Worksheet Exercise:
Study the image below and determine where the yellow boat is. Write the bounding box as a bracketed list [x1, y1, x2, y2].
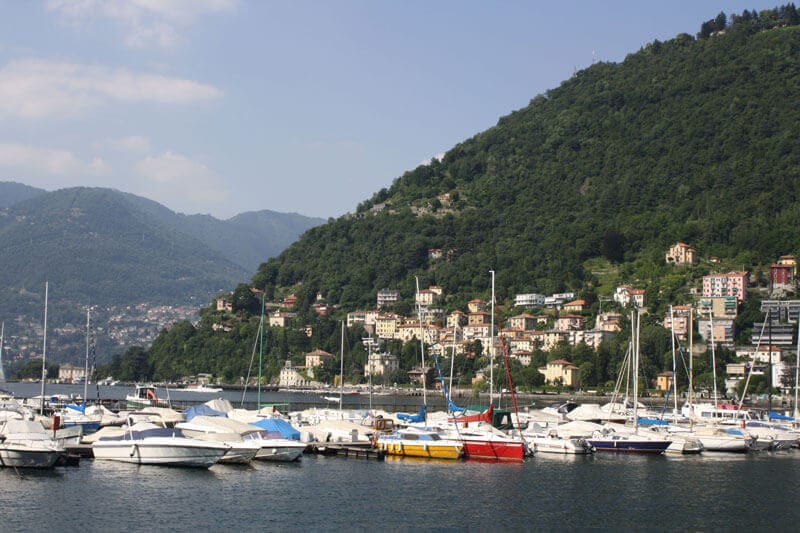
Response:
[376, 428, 464, 460]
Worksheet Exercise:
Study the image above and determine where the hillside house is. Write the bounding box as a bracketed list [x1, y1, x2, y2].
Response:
[508, 313, 538, 332]
[538, 359, 580, 388]
[563, 300, 586, 313]
[665, 242, 698, 265]
[555, 314, 585, 331]
[377, 289, 401, 309]
[663, 305, 692, 339]
[278, 360, 310, 388]
[514, 293, 545, 308]
[305, 349, 332, 370]
[613, 286, 646, 308]
[365, 352, 400, 377]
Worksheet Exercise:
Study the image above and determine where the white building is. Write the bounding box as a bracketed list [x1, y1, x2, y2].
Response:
[364, 352, 400, 377]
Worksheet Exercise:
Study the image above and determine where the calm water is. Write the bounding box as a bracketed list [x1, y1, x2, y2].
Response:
[2, 452, 800, 532]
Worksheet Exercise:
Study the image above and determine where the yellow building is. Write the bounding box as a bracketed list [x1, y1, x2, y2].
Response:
[538, 359, 580, 388]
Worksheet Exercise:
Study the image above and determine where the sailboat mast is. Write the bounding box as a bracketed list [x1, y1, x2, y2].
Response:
[84, 308, 90, 403]
[415, 277, 427, 409]
[688, 306, 694, 422]
[670, 306, 678, 421]
[0, 321, 5, 383]
[257, 290, 265, 409]
[794, 318, 800, 419]
[339, 321, 344, 413]
[710, 310, 718, 406]
[489, 270, 495, 406]
[40, 281, 49, 416]
[632, 310, 639, 432]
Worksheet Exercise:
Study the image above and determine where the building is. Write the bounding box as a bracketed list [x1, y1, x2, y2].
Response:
[697, 317, 735, 347]
[538, 359, 580, 388]
[446, 310, 468, 328]
[415, 287, 441, 306]
[595, 312, 622, 332]
[364, 352, 400, 377]
[377, 289, 401, 309]
[555, 314, 584, 332]
[514, 293, 545, 308]
[778, 254, 798, 276]
[215, 297, 232, 312]
[663, 305, 692, 339]
[467, 299, 487, 313]
[508, 313, 538, 332]
[698, 296, 738, 319]
[305, 349, 332, 370]
[58, 363, 87, 384]
[563, 300, 586, 313]
[665, 242, 698, 266]
[656, 371, 674, 392]
[278, 360, 309, 388]
[702, 272, 749, 302]
[761, 300, 800, 323]
[375, 314, 401, 340]
[613, 286, 646, 308]
[750, 322, 796, 346]
[269, 311, 295, 328]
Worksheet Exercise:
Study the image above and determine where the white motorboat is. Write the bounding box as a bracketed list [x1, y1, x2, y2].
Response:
[0, 419, 66, 468]
[92, 422, 229, 467]
[524, 429, 593, 455]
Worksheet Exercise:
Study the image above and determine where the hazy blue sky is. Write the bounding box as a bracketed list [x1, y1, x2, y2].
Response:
[0, 1, 782, 219]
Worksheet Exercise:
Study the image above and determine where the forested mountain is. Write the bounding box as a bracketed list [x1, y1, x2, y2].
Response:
[252, 7, 800, 312]
[0, 182, 45, 207]
[102, 6, 800, 387]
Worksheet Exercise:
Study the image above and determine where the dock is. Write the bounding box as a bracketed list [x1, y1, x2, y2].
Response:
[308, 444, 386, 460]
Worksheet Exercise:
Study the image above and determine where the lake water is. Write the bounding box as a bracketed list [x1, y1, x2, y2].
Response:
[3, 383, 800, 531]
[2, 446, 800, 531]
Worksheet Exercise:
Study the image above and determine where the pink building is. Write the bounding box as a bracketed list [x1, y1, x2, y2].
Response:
[702, 271, 749, 302]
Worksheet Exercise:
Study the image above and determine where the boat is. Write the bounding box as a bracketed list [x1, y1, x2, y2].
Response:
[375, 426, 464, 460]
[0, 419, 66, 468]
[91, 421, 229, 467]
[175, 416, 261, 464]
[126, 384, 165, 409]
[523, 428, 593, 455]
[183, 384, 223, 394]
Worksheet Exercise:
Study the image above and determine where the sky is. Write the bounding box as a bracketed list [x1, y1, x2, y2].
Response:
[0, 1, 784, 220]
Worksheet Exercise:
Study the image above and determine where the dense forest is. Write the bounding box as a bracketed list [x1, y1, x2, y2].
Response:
[99, 6, 799, 393]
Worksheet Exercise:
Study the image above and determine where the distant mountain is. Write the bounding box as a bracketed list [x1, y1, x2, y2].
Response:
[0, 186, 323, 307]
[0, 182, 46, 207]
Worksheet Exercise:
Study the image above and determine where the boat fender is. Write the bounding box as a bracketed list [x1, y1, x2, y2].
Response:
[371, 432, 378, 448]
[129, 444, 137, 457]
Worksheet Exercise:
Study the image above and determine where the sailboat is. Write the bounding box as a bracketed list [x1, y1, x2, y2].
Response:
[376, 278, 464, 460]
[588, 310, 672, 453]
[58, 309, 103, 433]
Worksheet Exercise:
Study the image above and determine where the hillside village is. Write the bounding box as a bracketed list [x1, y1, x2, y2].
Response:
[211, 242, 800, 400]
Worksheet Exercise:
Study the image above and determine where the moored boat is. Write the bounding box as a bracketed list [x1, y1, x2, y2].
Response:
[376, 427, 464, 460]
[92, 422, 229, 467]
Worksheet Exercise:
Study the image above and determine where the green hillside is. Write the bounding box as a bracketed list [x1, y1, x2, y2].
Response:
[103, 6, 800, 386]
[254, 8, 800, 312]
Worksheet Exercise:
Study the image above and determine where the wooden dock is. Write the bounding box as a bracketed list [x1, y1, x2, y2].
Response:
[309, 444, 386, 460]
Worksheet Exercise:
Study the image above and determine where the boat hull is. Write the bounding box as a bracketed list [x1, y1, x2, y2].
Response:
[253, 443, 305, 462]
[529, 436, 593, 455]
[380, 441, 463, 460]
[588, 439, 672, 453]
[0, 445, 62, 468]
[92, 440, 227, 467]
[462, 439, 526, 461]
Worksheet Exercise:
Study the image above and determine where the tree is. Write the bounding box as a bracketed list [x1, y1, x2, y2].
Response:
[601, 230, 626, 263]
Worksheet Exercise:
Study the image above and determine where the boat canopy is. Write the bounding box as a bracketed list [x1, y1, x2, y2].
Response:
[396, 404, 426, 423]
[768, 411, 794, 421]
[184, 403, 227, 421]
[249, 418, 301, 440]
[65, 403, 86, 414]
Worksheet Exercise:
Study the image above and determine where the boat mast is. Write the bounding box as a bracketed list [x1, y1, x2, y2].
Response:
[670, 306, 678, 422]
[415, 277, 427, 409]
[710, 310, 718, 407]
[794, 318, 800, 420]
[0, 321, 5, 383]
[688, 306, 694, 427]
[339, 320, 344, 414]
[40, 281, 49, 416]
[632, 310, 639, 433]
[257, 289, 265, 409]
[489, 270, 495, 406]
[84, 308, 91, 404]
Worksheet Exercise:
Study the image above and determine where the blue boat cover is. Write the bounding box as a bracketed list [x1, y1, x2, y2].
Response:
[65, 403, 86, 413]
[768, 411, 794, 421]
[249, 418, 301, 440]
[184, 403, 227, 421]
[637, 417, 669, 426]
[396, 404, 426, 423]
